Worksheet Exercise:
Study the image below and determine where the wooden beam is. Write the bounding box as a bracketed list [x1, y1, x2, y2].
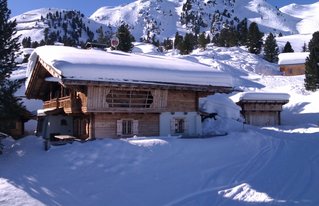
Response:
[63, 79, 233, 93]
[39, 58, 62, 79]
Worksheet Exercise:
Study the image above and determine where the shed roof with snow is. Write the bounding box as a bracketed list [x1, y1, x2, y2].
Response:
[278, 52, 309, 65]
[239, 92, 290, 102]
[26, 46, 233, 90]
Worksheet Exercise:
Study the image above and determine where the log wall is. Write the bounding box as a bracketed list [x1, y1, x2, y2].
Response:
[83, 86, 207, 113]
[94, 113, 159, 138]
[280, 64, 305, 76]
[166, 90, 197, 112]
[244, 111, 280, 126]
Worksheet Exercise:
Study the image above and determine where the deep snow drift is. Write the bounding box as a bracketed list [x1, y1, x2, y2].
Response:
[1, 42, 319, 205]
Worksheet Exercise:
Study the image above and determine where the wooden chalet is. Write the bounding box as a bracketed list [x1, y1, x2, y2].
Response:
[237, 92, 289, 126]
[278, 52, 309, 76]
[25, 46, 233, 140]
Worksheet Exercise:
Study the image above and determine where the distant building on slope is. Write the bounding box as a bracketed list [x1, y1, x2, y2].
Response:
[25, 46, 233, 141]
[278, 52, 309, 76]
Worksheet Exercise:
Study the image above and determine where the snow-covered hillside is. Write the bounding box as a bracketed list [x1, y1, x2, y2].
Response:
[90, 0, 299, 41]
[11, 1, 319, 50]
[280, 2, 319, 35]
[11, 8, 113, 45]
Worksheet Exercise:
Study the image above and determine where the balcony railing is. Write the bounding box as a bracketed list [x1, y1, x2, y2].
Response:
[44, 96, 81, 113]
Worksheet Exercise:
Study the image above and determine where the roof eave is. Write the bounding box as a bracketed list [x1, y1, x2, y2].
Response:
[62, 79, 234, 93]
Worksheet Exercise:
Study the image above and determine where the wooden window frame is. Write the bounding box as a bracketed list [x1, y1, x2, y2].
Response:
[171, 118, 188, 135]
[106, 89, 153, 108]
[117, 119, 139, 137]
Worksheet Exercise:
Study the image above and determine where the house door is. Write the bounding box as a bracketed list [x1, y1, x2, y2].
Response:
[73, 117, 89, 139]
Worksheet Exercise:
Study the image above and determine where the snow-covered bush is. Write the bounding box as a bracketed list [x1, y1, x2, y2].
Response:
[200, 93, 244, 136]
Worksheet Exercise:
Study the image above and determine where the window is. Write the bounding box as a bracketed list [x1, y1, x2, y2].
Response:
[122, 120, 133, 135]
[117, 120, 139, 136]
[106, 89, 153, 108]
[60, 119, 68, 126]
[174, 118, 185, 134]
[170, 117, 189, 135]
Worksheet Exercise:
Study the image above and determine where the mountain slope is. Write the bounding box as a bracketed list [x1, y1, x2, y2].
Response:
[90, 0, 300, 41]
[280, 2, 319, 35]
[12, 8, 113, 46]
[91, 0, 180, 42]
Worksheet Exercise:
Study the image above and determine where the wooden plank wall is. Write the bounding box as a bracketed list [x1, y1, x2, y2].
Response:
[83, 86, 209, 113]
[280, 64, 305, 76]
[86, 86, 168, 111]
[87, 86, 110, 110]
[241, 103, 283, 112]
[244, 111, 279, 126]
[94, 113, 160, 138]
[166, 90, 197, 111]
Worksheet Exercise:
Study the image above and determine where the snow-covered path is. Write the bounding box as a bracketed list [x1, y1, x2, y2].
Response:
[1, 127, 319, 206]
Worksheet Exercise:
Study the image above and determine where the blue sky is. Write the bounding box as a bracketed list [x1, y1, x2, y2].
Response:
[8, 0, 319, 17]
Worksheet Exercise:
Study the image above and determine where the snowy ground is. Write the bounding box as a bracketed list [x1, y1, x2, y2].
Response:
[1, 43, 319, 205]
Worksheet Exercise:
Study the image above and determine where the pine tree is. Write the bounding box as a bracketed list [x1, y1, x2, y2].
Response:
[237, 18, 248, 45]
[198, 32, 208, 50]
[96, 26, 108, 45]
[304, 49, 319, 91]
[116, 23, 135, 52]
[180, 0, 192, 25]
[246, 22, 264, 54]
[0, 0, 28, 134]
[304, 31, 319, 91]
[178, 33, 196, 55]
[163, 38, 173, 50]
[214, 26, 238, 47]
[174, 32, 183, 49]
[263, 33, 279, 63]
[282, 41, 294, 53]
[308, 31, 319, 52]
[302, 42, 308, 52]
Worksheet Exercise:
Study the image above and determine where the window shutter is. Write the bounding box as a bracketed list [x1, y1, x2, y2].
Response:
[170, 119, 176, 135]
[184, 119, 189, 135]
[133, 120, 138, 135]
[116, 120, 122, 136]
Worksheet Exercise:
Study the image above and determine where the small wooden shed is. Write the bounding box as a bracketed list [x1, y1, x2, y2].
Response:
[0, 111, 32, 138]
[278, 52, 309, 76]
[237, 92, 290, 126]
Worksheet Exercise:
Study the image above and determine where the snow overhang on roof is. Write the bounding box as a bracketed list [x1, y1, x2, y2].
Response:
[26, 45, 234, 89]
[239, 92, 290, 103]
[278, 52, 309, 66]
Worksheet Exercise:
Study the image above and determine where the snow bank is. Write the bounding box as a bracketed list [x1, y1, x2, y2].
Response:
[278, 52, 309, 65]
[200, 93, 242, 119]
[26, 46, 233, 88]
[200, 93, 244, 135]
[276, 34, 312, 52]
[218, 183, 274, 203]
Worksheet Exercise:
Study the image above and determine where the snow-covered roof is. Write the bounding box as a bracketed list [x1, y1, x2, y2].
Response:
[26, 46, 233, 88]
[239, 92, 290, 102]
[278, 52, 309, 65]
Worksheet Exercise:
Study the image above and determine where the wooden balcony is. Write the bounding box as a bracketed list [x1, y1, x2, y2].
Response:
[44, 96, 82, 114]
